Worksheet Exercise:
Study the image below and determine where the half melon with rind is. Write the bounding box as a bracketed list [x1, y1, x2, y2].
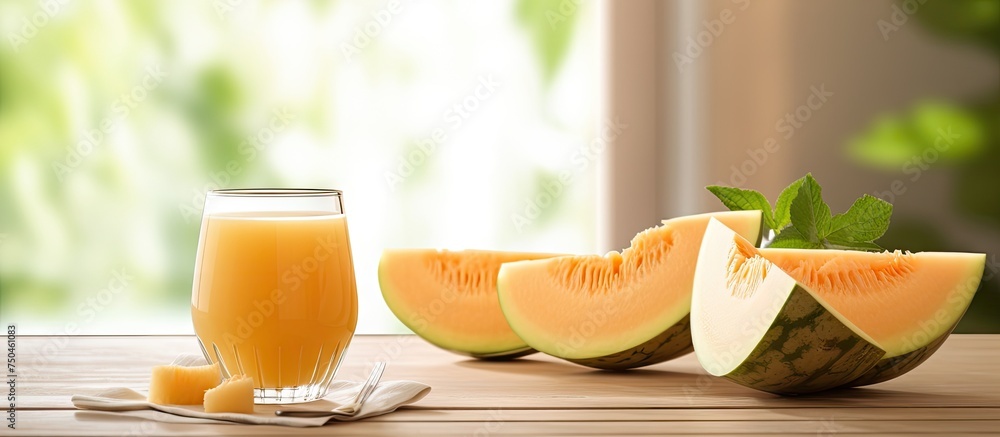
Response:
[379, 249, 563, 359]
[692, 219, 886, 395]
[757, 247, 985, 386]
[497, 211, 763, 370]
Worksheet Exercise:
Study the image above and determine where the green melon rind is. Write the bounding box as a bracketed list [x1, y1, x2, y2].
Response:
[462, 346, 538, 361]
[844, 323, 954, 388]
[693, 219, 886, 395]
[566, 315, 694, 370]
[377, 264, 537, 360]
[847, 258, 985, 387]
[757, 249, 986, 362]
[497, 211, 763, 369]
[718, 286, 886, 395]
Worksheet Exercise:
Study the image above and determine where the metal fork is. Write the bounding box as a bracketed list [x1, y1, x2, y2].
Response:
[275, 361, 387, 417]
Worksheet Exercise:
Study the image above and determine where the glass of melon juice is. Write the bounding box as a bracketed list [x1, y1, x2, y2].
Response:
[191, 189, 358, 404]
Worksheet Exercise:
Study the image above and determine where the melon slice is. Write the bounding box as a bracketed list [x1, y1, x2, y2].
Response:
[757, 247, 985, 386]
[692, 219, 885, 394]
[379, 249, 563, 359]
[204, 375, 255, 414]
[497, 211, 763, 370]
[147, 362, 222, 405]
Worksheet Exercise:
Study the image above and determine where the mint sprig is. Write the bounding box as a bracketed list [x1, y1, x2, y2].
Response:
[707, 174, 892, 251]
[706, 175, 808, 236]
[705, 186, 775, 230]
[772, 176, 805, 232]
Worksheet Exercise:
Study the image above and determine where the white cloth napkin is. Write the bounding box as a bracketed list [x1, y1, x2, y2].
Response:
[71, 354, 431, 427]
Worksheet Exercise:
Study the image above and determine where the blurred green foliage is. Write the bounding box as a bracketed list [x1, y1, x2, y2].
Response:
[912, 0, 999, 53]
[0, 0, 598, 334]
[847, 0, 999, 333]
[515, 0, 579, 85]
[0, 1, 274, 317]
[847, 102, 987, 169]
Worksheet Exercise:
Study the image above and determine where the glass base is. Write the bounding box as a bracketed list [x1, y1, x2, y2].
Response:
[254, 385, 329, 404]
[195, 337, 352, 405]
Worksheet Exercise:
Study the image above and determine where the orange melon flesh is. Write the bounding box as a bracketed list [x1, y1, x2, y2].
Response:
[147, 362, 221, 405]
[758, 248, 986, 358]
[691, 219, 885, 394]
[498, 211, 763, 362]
[204, 375, 255, 414]
[379, 249, 563, 358]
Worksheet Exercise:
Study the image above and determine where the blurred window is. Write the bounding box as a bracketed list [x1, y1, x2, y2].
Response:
[0, 0, 599, 334]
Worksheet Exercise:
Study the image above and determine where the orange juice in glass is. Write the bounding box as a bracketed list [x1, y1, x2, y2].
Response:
[191, 189, 358, 404]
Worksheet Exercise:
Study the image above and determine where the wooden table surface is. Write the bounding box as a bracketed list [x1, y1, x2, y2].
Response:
[10, 334, 1000, 436]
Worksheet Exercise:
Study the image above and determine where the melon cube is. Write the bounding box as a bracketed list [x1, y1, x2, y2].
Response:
[203, 375, 254, 414]
[147, 362, 221, 405]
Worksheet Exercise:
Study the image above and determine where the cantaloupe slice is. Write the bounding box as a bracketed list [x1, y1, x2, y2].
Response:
[692, 219, 986, 394]
[692, 219, 885, 394]
[379, 249, 563, 358]
[148, 362, 221, 405]
[204, 375, 255, 414]
[757, 247, 985, 386]
[497, 211, 763, 370]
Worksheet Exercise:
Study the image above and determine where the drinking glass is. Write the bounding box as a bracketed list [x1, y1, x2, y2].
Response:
[191, 189, 358, 404]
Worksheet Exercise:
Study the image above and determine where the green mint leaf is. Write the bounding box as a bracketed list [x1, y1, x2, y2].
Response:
[823, 237, 885, 252]
[827, 194, 893, 243]
[706, 173, 894, 251]
[788, 174, 832, 243]
[766, 227, 824, 249]
[706, 186, 775, 231]
[773, 175, 806, 232]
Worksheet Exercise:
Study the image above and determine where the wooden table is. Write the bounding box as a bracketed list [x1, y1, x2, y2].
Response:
[10, 334, 1000, 436]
